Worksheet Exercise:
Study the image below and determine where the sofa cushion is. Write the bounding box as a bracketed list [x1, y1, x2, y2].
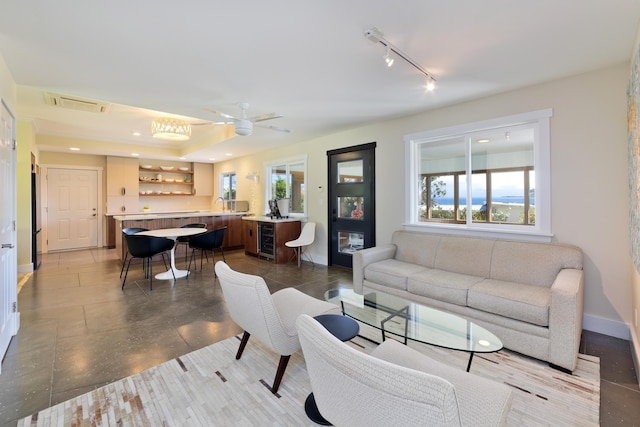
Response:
[468, 279, 551, 326]
[490, 240, 583, 288]
[364, 259, 427, 291]
[407, 269, 484, 306]
[434, 236, 494, 278]
[392, 231, 441, 267]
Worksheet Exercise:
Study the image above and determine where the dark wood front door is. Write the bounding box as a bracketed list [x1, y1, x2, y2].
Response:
[327, 142, 376, 268]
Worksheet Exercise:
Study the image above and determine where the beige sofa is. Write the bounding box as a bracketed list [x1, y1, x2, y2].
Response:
[352, 231, 584, 372]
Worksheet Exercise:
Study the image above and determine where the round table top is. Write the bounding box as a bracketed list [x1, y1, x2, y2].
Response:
[137, 228, 206, 239]
[314, 314, 359, 342]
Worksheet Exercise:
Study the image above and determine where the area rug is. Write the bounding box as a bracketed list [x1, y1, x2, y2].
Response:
[18, 332, 599, 426]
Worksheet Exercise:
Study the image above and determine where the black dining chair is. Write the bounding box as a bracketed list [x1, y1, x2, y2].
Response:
[176, 223, 207, 261]
[187, 226, 227, 276]
[122, 234, 175, 290]
[120, 227, 149, 278]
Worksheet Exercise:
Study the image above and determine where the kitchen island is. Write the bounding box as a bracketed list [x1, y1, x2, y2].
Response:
[242, 216, 302, 264]
[110, 211, 249, 261]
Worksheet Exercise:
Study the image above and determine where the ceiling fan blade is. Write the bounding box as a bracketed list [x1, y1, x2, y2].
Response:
[204, 107, 238, 121]
[254, 123, 292, 133]
[251, 112, 283, 122]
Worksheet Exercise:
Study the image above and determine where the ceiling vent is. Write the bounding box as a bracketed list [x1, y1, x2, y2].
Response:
[43, 92, 111, 113]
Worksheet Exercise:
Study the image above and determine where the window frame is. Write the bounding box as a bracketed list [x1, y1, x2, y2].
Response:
[264, 155, 308, 217]
[404, 109, 552, 242]
[220, 171, 236, 201]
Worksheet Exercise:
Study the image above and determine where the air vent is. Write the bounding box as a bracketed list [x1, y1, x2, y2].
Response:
[43, 92, 111, 113]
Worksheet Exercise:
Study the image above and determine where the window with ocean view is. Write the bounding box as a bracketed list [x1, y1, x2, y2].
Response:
[405, 110, 551, 239]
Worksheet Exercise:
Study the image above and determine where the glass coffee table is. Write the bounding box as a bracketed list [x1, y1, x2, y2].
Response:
[325, 288, 503, 372]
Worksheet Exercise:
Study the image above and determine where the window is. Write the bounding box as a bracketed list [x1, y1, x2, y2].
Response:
[265, 156, 307, 215]
[221, 172, 236, 200]
[405, 109, 551, 240]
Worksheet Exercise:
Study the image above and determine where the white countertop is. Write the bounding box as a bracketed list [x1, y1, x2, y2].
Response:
[242, 215, 303, 223]
[111, 210, 250, 220]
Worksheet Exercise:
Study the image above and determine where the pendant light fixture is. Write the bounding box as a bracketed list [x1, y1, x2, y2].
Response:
[151, 118, 192, 141]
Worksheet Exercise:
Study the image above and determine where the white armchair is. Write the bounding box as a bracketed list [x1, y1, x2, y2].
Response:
[214, 261, 339, 394]
[296, 314, 513, 426]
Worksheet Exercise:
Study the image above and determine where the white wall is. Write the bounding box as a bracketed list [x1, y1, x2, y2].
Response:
[216, 63, 632, 338]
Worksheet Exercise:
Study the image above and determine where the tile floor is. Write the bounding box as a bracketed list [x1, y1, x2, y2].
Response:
[0, 247, 639, 426]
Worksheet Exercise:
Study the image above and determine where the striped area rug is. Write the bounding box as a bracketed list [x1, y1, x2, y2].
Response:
[18, 332, 599, 426]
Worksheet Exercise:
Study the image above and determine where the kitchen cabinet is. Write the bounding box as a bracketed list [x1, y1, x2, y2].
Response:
[106, 157, 139, 213]
[213, 215, 243, 248]
[242, 218, 300, 264]
[243, 220, 259, 256]
[193, 163, 213, 196]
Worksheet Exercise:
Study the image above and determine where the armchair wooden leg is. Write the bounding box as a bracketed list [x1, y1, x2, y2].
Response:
[236, 331, 250, 360]
[271, 355, 291, 394]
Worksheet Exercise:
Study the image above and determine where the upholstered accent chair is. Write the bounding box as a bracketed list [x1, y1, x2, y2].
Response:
[296, 314, 513, 426]
[214, 261, 339, 394]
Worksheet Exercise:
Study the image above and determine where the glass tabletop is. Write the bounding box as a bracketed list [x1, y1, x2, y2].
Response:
[325, 288, 502, 354]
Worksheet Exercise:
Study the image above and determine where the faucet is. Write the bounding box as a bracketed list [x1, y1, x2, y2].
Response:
[215, 197, 225, 212]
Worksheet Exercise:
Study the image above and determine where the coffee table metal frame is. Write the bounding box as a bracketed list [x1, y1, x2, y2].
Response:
[327, 288, 503, 372]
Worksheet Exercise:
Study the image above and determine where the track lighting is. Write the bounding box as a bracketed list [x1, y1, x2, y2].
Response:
[384, 46, 394, 67]
[365, 27, 437, 89]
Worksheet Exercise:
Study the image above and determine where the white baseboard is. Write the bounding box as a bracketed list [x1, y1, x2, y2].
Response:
[582, 313, 630, 340]
[18, 263, 33, 274]
[630, 326, 640, 387]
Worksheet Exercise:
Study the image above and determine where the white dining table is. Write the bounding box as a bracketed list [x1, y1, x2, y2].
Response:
[137, 228, 206, 280]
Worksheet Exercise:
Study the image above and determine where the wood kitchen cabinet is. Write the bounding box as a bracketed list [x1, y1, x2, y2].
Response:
[106, 156, 139, 213]
[243, 218, 300, 264]
[243, 220, 259, 256]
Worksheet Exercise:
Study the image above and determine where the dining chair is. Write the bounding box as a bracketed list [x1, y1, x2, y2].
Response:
[187, 226, 227, 275]
[285, 221, 315, 268]
[122, 234, 175, 290]
[176, 223, 207, 261]
[214, 261, 339, 394]
[120, 227, 149, 278]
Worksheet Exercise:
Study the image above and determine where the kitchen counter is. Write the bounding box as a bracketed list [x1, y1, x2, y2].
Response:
[111, 210, 250, 221]
[242, 215, 303, 223]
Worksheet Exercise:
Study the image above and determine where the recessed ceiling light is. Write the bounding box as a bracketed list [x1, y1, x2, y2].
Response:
[179, 157, 186, 160]
[131, 153, 140, 157]
[70, 147, 80, 151]
[209, 158, 215, 161]
[477, 139, 490, 143]
[132, 131, 141, 136]
[225, 153, 232, 156]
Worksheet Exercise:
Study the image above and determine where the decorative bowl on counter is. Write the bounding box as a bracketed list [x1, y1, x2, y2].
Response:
[162, 191, 171, 195]
[160, 166, 174, 171]
[175, 179, 183, 182]
[172, 191, 182, 194]
[141, 165, 153, 169]
[178, 167, 189, 171]
[164, 178, 174, 182]
[155, 190, 162, 195]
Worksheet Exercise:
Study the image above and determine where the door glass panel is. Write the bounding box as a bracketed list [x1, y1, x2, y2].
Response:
[337, 160, 363, 183]
[338, 196, 364, 219]
[338, 231, 364, 253]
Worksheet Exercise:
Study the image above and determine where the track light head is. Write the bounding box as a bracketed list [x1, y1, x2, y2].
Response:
[384, 46, 394, 67]
[426, 78, 435, 91]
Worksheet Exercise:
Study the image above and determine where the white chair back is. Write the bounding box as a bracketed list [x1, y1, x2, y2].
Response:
[297, 314, 462, 427]
[214, 261, 296, 354]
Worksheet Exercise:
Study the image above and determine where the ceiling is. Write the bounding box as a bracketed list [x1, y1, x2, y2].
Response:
[1, 1, 639, 163]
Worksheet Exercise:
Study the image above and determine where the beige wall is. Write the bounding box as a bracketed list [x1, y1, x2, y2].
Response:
[15, 121, 37, 271]
[215, 63, 632, 338]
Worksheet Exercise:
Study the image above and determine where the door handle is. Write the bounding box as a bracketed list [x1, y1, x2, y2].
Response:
[121, 187, 126, 196]
[1, 243, 14, 249]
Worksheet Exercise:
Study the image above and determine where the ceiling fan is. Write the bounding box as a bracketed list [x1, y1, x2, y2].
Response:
[200, 102, 291, 136]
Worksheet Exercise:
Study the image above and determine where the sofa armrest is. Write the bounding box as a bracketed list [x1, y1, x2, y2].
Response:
[352, 244, 397, 293]
[548, 268, 584, 371]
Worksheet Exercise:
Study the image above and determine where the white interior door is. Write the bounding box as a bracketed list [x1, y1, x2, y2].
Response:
[47, 168, 98, 251]
[0, 100, 18, 369]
